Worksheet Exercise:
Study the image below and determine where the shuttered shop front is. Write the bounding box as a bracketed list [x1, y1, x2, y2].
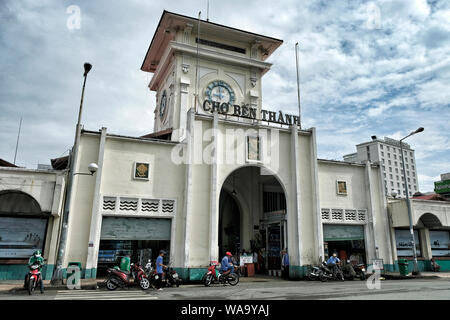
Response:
[100, 217, 171, 240]
[323, 224, 365, 241]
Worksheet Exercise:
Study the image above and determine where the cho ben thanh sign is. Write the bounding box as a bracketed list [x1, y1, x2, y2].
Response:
[202, 100, 300, 125]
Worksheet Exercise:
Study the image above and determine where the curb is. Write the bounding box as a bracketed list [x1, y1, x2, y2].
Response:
[3, 280, 99, 294]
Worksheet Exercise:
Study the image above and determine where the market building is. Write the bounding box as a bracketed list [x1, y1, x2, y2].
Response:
[52, 11, 399, 281]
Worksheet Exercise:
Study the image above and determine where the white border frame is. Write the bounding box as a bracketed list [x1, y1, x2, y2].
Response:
[133, 162, 150, 181]
[245, 134, 263, 163]
[336, 180, 348, 195]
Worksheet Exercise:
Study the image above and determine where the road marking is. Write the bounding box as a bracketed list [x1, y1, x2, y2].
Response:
[55, 290, 158, 300]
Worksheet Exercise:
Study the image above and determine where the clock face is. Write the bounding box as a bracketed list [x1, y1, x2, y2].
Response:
[205, 80, 235, 105]
[159, 90, 167, 120]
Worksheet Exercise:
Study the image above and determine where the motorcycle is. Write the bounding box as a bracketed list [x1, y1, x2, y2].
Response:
[202, 261, 239, 287]
[105, 262, 150, 291]
[306, 264, 327, 282]
[26, 262, 43, 295]
[319, 261, 344, 281]
[353, 263, 367, 280]
[163, 266, 182, 287]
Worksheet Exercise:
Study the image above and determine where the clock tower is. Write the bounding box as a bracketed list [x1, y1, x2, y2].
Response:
[141, 10, 283, 141]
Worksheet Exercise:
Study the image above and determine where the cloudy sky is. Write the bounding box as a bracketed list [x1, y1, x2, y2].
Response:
[0, 0, 449, 192]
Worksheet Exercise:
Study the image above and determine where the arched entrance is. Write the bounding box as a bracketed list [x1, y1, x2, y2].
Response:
[0, 190, 49, 260]
[219, 165, 287, 274]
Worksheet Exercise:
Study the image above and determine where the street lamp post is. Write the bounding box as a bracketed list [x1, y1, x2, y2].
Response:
[400, 127, 424, 276]
[51, 63, 92, 284]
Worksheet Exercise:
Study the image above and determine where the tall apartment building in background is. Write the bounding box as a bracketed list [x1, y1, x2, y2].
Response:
[343, 136, 419, 197]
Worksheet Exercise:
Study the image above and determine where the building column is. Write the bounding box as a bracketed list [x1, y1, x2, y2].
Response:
[85, 127, 107, 278]
[183, 109, 195, 269]
[420, 228, 432, 260]
[289, 125, 302, 275]
[209, 112, 219, 262]
[364, 161, 378, 263]
[309, 127, 324, 263]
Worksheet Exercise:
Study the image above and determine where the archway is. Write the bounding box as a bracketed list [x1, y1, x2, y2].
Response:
[219, 165, 288, 274]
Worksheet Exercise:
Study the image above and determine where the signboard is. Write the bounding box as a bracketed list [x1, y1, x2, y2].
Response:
[336, 181, 348, 195]
[240, 255, 253, 266]
[395, 229, 421, 256]
[434, 180, 450, 194]
[323, 224, 365, 241]
[100, 217, 171, 241]
[372, 259, 384, 270]
[0, 217, 48, 258]
[429, 231, 450, 256]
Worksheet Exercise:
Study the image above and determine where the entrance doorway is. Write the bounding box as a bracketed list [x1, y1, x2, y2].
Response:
[219, 166, 287, 275]
[323, 224, 366, 265]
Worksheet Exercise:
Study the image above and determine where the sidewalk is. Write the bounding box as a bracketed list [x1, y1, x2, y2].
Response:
[0, 279, 99, 293]
[382, 271, 450, 280]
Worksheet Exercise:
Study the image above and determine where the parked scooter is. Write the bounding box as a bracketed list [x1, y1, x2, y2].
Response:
[306, 264, 327, 282]
[202, 261, 239, 287]
[319, 261, 344, 281]
[105, 262, 150, 290]
[163, 265, 182, 287]
[353, 263, 367, 280]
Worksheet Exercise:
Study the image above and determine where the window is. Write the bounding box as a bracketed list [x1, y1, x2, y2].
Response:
[263, 192, 286, 212]
[406, 164, 409, 169]
[388, 153, 391, 158]
[382, 159, 385, 164]
[246, 136, 261, 161]
[429, 231, 450, 256]
[395, 168, 399, 173]
[384, 173, 386, 178]
[412, 165, 415, 170]
[390, 174, 393, 179]
[389, 167, 392, 172]
[388, 160, 392, 165]
[380, 144, 384, 149]
[396, 175, 399, 180]
[386, 146, 390, 151]
[382, 166, 386, 171]
[381, 151, 384, 157]
[394, 154, 397, 160]
[390, 181, 394, 186]
[397, 182, 400, 187]
[395, 161, 398, 166]
[395, 229, 421, 257]
[410, 152, 413, 157]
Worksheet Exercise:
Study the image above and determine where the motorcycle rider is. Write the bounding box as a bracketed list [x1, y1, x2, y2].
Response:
[326, 252, 341, 277]
[24, 250, 45, 293]
[220, 252, 234, 277]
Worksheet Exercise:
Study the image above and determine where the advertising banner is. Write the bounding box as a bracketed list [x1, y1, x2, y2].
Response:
[0, 217, 47, 258]
[395, 229, 421, 256]
[429, 231, 450, 256]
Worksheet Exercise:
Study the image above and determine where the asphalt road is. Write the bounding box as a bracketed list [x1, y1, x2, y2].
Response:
[1, 278, 450, 300]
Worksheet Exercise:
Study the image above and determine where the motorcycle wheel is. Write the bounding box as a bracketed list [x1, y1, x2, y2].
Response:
[307, 274, 316, 281]
[204, 274, 212, 287]
[338, 272, 345, 281]
[28, 278, 34, 295]
[359, 272, 366, 281]
[106, 278, 118, 291]
[227, 273, 239, 286]
[139, 277, 150, 290]
[319, 273, 327, 282]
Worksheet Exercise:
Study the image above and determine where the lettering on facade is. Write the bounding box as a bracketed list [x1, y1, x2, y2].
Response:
[202, 100, 300, 125]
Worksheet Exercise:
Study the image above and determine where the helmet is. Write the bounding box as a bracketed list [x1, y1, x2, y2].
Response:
[160, 250, 166, 254]
[33, 250, 42, 257]
[226, 252, 232, 256]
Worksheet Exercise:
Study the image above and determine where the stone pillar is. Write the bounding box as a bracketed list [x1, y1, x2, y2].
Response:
[364, 161, 378, 263]
[209, 112, 219, 262]
[420, 228, 432, 260]
[289, 125, 302, 276]
[85, 127, 107, 278]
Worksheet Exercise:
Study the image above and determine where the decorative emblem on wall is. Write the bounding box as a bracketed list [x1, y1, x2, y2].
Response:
[159, 90, 168, 120]
[134, 162, 150, 180]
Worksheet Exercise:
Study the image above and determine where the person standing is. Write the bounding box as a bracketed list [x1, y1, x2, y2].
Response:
[281, 249, 290, 279]
[155, 250, 167, 291]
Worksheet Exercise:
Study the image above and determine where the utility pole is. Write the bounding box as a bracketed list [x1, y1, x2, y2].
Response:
[13, 117, 22, 165]
[51, 63, 92, 284]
